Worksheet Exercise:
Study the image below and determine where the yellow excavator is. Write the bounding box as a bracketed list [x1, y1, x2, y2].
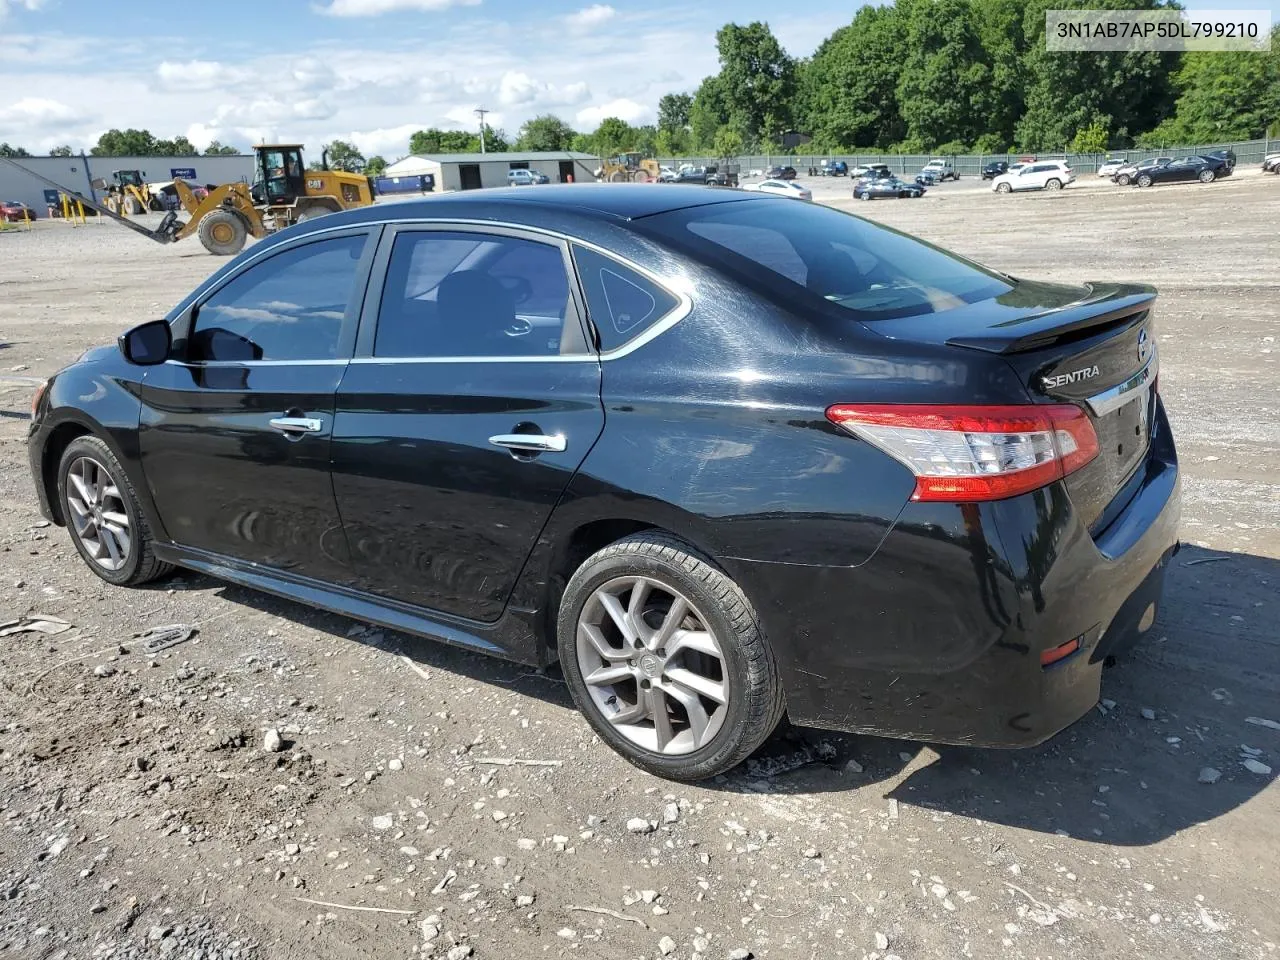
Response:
[597, 152, 661, 183]
[0, 144, 373, 256]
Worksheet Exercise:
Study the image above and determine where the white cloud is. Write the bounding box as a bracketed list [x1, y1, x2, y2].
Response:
[575, 97, 651, 128]
[157, 59, 246, 91]
[0, 0, 46, 22]
[315, 0, 479, 15]
[498, 71, 591, 108]
[0, 97, 89, 130]
[564, 4, 615, 31]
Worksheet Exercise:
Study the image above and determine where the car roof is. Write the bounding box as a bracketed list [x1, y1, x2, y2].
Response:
[296, 184, 757, 233]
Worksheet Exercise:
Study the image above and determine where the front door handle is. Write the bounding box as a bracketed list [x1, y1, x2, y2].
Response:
[488, 433, 567, 454]
[269, 416, 323, 435]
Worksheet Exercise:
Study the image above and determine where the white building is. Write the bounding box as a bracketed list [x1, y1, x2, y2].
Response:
[384, 151, 599, 191]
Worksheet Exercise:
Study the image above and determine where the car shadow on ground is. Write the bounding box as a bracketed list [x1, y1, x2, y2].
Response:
[172, 542, 1276, 848]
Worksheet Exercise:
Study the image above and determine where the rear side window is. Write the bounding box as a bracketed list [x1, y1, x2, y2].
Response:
[637, 200, 1011, 324]
[190, 234, 366, 362]
[375, 231, 573, 358]
[573, 246, 680, 352]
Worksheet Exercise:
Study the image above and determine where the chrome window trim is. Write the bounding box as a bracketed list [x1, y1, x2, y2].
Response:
[1084, 351, 1158, 417]
[163, 358, 350, 368]
[174, 216, 695, 364]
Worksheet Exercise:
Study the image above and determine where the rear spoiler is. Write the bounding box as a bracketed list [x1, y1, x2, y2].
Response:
[945, 287, 1157, 354]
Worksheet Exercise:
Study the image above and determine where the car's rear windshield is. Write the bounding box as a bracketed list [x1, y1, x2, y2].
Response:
[636, 199, 1012, 323]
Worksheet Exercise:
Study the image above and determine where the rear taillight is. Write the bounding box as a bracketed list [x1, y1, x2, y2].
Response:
[825, 403, 1099, 502]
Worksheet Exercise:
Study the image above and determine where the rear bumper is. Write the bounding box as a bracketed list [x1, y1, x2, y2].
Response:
[728, 401, 1180, 748]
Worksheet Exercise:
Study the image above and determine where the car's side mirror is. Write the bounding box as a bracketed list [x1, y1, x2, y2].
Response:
[118, 319, 172, 366]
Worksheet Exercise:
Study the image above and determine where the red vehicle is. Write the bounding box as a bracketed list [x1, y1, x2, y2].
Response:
[0, 199, 36, 222]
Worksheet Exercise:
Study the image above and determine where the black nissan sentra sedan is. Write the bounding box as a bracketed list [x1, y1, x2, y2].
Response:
[28, 185, 1178, 781]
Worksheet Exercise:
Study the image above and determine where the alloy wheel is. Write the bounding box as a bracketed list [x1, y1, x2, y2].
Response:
[575, 575, 728, 756]
[65, 456, 132, 571]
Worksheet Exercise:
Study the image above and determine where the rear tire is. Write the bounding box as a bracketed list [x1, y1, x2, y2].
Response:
[1198, 169, 1215, 183]
[1044, 178, 1062, 191]
[56, 435, 171, 587]
[198, 209, 248, 256]
[295, 204, 336, 223]
[557, 532, 784, 781]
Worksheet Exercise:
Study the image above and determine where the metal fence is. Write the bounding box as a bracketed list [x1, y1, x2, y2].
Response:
[660, 137, 1277, 177]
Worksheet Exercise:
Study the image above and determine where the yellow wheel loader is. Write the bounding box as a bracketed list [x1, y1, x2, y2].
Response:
[597, 152, 662, 183]
[1, 144, 373, 256]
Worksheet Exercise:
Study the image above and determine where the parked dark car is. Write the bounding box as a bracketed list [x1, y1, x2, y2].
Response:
[981, 161, 1009, 180]
[0, 199, 36, 222]
[1132, 151, 1235, 187]
[765, 165, 797, 180]
[820, 160, 848, 177]
[854, 164, 893, 182]
[1112, 157, 1173, 186]
[705, 164, 740, 187]
[672, 167, 711, 184]
[855, 176, 925, 200]
[28, 185, 1179, 781]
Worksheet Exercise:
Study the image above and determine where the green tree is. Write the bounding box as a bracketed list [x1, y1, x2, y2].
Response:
[972, 0, 1030, 151]
[798, 4, 906, 150]
[690, 75, 730, 152]
[593, 117, 635, 157]
[481, 125, 510, 152]
[91, 128, 158, 156]
[409, 128, 481, 155]
[714, 22, 796, 146]
[203, 140, 240, 155]
[712, 125, 745, 157]
[364, 155, 388, 176]
[49, 145, 74, 157]
[569, 133, 596, 154]
[1068, 121, 1109, 153]
[321, 139, 366, 172]
[152, 136, 199, 156]
[657, 93, 693, 136]
[0, 143, 31, 158]
[1016, 0, 1178, 150]
[896, 0, 993, 149]
[515, 114, 576, 151]
[1140, 38, 1279, 145]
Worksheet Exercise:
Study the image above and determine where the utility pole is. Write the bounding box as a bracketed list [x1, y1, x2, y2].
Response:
[475, 107, 489, 154]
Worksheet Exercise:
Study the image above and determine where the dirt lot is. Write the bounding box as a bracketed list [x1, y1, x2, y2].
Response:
[1, 175, 1277, 960]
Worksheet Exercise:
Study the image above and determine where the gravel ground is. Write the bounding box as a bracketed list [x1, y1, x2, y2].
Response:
[0, 173, 1277, 960]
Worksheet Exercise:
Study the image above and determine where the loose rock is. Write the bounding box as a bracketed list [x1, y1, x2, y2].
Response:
[1242, 758, 1272, 775]
[627, 817, 656, 835]
[659, 935, 677, 955]
[663, 803, 681, 824]
[875, 932, 890, 950]
[446, 946, 473, 960]
[1198, 767, 1222, 784]
[1141, 708, 1156, 720]
[263, 728, 284, 753]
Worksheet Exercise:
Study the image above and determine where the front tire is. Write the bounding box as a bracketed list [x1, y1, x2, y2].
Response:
[56, 435, 171, 587]
[557, 532, 784, 781]
[1137, 174, 1153, 188]
[996, 182, 1012, 194]
[1116, 174, 1131, 186]
[198, 209, 248, 255]
[860, 191, 871, 200]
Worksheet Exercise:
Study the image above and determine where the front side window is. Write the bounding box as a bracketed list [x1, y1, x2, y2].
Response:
[189, 234, 367, 362]
[638, 199, 1012, 324]
[375, 231, 575, 358]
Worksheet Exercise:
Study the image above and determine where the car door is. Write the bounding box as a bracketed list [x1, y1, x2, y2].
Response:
[330, 224, 605, 622]
[137, 228, 377, 583]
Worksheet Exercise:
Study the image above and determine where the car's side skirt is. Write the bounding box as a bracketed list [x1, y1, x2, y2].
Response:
[153, 543, 537, 665]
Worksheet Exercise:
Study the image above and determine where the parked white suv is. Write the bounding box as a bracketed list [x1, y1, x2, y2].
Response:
[921, 158, 959, 181]
[992, 161, 1075, 193]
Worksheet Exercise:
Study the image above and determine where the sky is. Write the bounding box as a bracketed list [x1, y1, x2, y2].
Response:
[0, 0, 854, 157]
[1, 0, 1275, 158]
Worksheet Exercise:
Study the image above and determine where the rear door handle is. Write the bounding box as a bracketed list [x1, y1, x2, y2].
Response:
[269, 416, 323, 435]
[488, 433, 567, 453]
